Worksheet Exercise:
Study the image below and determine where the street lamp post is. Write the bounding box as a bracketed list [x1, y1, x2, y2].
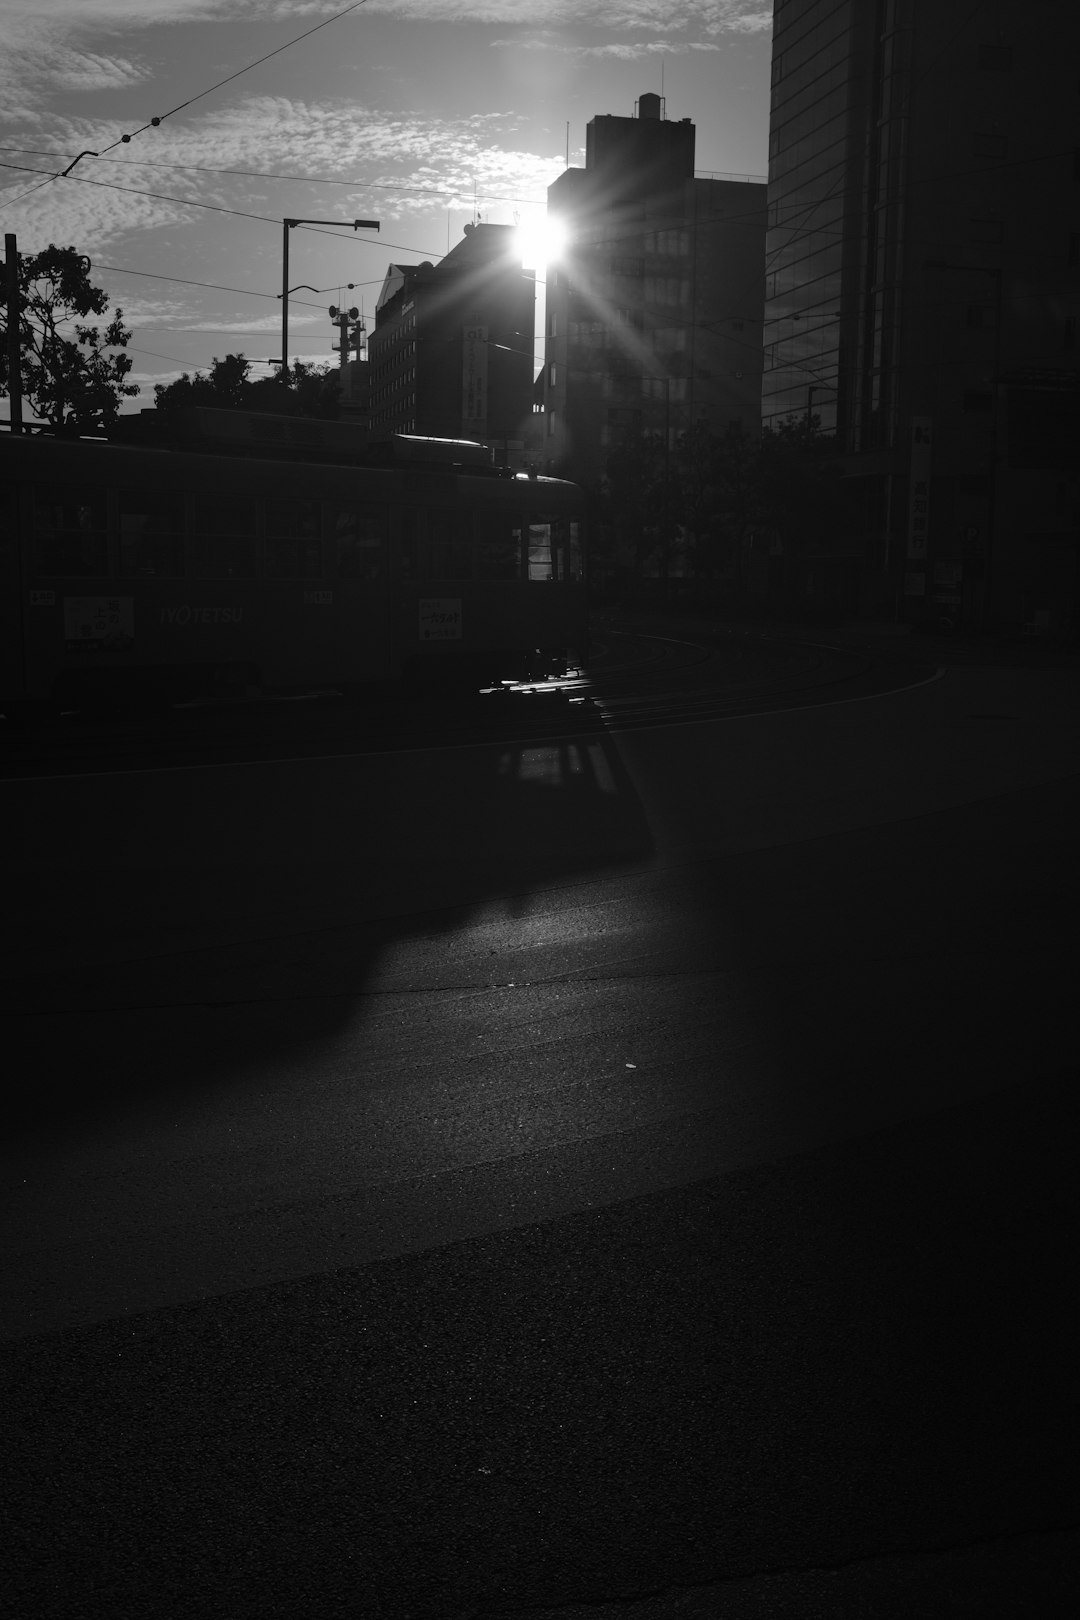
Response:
[280, 217, 378, 382]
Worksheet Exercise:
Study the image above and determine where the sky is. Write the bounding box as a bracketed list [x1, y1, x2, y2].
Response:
[0, 0, 773, 413]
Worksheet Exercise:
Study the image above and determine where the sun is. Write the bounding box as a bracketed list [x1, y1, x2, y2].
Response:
[515, 215, 569, 272]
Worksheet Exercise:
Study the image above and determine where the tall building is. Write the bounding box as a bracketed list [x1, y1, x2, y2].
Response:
[368, 223, 535, 456]
[764, 0, 1080, 629]
[541, 94, 767, 490]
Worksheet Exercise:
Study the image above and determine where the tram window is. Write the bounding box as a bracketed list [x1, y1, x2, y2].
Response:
[0, 483, 15, 552]
[190, 495, 257, 579]
[568, 518, 583, 581]
[399, 507, 419, 578]
[33, 485, 108, 576]
[266, 498, 322, 577]
[331, 503, 386, 579]
[119, 490, 184, 577]
[527, 521, 554, 581]
[427, 509, 473, 579]
[548, 515, 576, 582]
[476, 513, 524, 579]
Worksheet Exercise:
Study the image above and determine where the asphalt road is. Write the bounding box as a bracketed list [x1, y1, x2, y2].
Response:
[3, 632, 1079, 1617]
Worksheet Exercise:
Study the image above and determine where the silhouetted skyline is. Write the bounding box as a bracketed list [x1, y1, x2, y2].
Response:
[0, 1, 772, 410]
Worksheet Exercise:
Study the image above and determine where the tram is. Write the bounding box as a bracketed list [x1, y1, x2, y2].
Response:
[0, 409, 588, 711]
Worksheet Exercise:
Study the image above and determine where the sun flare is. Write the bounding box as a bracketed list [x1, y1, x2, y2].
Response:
[516, 215, 568, 271]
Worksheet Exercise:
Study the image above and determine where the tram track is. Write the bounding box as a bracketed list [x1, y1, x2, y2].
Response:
[0, 627, 932, 778]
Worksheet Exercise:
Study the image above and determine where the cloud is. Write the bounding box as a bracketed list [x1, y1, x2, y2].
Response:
[373, 1, 772, 31]
[0, 14, 149, 99]
[0, 2, 771, 39]
[48, 51, 149, 93]
[495, 36, 724, 58]
[1, 93, 566, 260]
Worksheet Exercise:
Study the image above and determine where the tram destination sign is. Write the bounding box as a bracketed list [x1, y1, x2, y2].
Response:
[418, 598, 463, 640]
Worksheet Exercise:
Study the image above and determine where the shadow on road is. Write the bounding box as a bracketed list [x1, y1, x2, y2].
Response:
[5, 722, 653, 1143]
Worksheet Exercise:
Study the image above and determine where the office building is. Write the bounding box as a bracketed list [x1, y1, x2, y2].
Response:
[540, 94, 767, 491]
[764, 0, 1080, 628]
[369, 223, 535, 457]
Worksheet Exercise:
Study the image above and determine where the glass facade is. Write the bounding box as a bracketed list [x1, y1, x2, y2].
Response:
[762, 0, 855, 434]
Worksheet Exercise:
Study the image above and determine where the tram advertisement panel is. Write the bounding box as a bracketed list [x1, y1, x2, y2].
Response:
[63, 596, 134, 651]
[418, 598, 462, 641]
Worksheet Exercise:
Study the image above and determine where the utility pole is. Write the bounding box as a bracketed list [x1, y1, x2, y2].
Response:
[280, 217, 378, 382]
[329, 304, 363, 404]
[4, 233, 24, 433]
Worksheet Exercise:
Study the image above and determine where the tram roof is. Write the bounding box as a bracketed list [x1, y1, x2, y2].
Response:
[106, 408, 518, 473]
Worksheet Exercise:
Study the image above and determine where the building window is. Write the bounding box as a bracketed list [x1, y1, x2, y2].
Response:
[966, 304, 998, 329]
[645, 276, 690, 307]
[645, 229, 689, 256]
[771, 53, 783, 86]
[548, 409, 556, 437]
[548, 361, 556, 387]
[977, 43, 1013, 70]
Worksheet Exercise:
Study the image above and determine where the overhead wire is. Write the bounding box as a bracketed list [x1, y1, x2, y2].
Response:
[0, 1, 374, 205]
[0, 148, 550, 211]
[91, 264, 339, 310]
[0, 161, 442, 258]
[98, 1, 374, 156]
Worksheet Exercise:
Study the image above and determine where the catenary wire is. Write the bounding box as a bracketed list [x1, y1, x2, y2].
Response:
[0, 162, 440, 257]
[0, 3, 374, 201]
[0, 148, 551, 211]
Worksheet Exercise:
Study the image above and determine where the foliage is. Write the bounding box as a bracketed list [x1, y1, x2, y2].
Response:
[602, 412, 856, 604]
[0, 244, 138, 432]
[152, 353, 339, 419]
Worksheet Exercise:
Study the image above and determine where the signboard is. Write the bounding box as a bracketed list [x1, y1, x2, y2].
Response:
[63, 595, 134, 651]
[907, 415, 932, 560]
[461, 324, 488, 438]
[418, 598, 462, 640]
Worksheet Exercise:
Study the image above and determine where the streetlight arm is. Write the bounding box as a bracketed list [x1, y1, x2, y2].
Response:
[285, 218, 380, 231]
[280, 217, 379, 379]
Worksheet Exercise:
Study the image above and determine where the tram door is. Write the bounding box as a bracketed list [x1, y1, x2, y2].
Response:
[391, 502, 469, 680]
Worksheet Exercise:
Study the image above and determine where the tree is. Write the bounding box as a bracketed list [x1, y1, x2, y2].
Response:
[0, 244, 138, 432]
[605, 427, 673, 581]
[601, 412, 860, 613]
[152, 353, 339, 420]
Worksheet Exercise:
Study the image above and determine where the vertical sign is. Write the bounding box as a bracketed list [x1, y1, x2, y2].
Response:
[462, 324, 488, 439]
[907, 416, 932, 561]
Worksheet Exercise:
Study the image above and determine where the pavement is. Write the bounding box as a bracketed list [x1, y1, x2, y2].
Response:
[595, 602, 1080, 672]
[3, 620, 1079, 1619]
